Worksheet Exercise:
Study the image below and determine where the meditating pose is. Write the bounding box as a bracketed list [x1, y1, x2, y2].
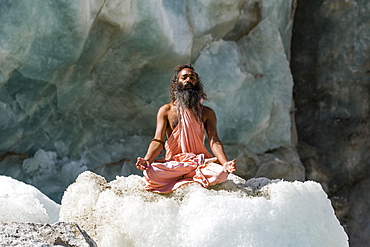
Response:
[136, 64, 236, 193]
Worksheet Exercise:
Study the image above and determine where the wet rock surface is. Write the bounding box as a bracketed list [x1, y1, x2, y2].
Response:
[291, 0, 370, 246]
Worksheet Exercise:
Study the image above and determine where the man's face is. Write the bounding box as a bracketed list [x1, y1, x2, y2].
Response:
[177, 68, 197, 89]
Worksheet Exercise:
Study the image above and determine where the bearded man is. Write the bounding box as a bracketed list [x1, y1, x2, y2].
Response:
[136, 64, 236, 193]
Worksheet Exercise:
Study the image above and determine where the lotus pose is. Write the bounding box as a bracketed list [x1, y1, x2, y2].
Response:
[136, 64, 236, 193]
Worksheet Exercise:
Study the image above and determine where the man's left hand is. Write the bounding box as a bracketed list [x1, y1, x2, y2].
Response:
[223, 159, 236, 173]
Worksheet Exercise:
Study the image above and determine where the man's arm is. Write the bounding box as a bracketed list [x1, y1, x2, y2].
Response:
[136, 104, 169, 170]
[204, 107, 236, 173]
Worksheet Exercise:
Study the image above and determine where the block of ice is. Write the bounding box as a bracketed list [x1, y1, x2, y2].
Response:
[0, 175, 60, 223]
[60, 171, 348, 247]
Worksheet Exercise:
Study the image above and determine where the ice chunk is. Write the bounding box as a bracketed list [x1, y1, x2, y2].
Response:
[0, 175, 60, 223]
[60, 171, 348, 247]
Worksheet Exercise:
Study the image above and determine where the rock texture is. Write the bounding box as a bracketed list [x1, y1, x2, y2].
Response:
[0, 222, 97, 247]
[0, 0, 304, 202]
[291, 0, 370, 246]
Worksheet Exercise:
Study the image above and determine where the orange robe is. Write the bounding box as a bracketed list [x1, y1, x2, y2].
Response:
[143, 108, 228, 193]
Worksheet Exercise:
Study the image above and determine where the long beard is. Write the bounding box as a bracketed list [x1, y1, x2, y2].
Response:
[174, 84, 203, 120]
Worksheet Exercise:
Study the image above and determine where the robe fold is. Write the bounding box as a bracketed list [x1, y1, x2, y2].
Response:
[143, 108, 228, 193]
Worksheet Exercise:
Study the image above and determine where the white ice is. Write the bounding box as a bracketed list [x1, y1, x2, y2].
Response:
[0, 172, 349, 246]
[59, 171, 349, 247]
[0, 175, 60, 223]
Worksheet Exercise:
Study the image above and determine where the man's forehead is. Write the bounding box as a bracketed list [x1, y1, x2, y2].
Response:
[178, 68, 195, 76]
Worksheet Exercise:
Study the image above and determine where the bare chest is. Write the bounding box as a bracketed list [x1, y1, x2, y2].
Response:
[167, 110, 179, 131]
[165, 106, 207, 137]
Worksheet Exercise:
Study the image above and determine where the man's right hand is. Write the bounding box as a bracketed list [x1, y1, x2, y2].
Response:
[136, 157, 149, 170]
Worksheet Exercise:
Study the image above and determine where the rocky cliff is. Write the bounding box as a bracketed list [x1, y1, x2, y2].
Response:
[291, 0, 370, 246]
[0, 0, 303, 201]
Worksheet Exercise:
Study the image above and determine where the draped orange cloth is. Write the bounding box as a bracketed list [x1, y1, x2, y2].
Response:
[143, 108, 228, 193]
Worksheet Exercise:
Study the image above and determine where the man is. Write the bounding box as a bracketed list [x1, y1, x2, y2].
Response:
[136, 64, 236, 193]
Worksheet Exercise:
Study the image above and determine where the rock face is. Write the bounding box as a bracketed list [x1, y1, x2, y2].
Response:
[291, 0, 370, 246]
[0, 222, 97, 247]
[0, 0, 304, 200]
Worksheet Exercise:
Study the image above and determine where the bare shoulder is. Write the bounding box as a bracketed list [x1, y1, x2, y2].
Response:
[158, 103, 172, 115]
[202, 105, 215, 115]
[202, 105, 216, 120]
